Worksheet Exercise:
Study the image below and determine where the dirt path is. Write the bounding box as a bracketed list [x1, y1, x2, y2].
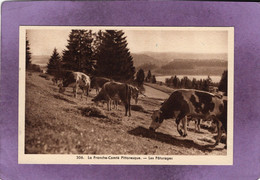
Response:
[143, 85, 169, 100]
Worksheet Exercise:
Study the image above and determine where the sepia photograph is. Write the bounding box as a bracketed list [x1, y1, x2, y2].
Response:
[19, 26, 234, 165]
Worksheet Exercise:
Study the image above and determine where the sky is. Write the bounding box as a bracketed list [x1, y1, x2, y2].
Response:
[27, 28, 228, 56]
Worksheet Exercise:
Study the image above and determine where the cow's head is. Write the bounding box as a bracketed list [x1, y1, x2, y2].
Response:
[149, 110, 163, 131]
[92, 90, 106, 102]
[58, 83, 65, 93]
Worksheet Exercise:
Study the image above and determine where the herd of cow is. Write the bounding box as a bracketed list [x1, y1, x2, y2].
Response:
[54, 71, 228, 148]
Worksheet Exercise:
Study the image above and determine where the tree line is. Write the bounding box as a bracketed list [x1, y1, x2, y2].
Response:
[37, 30, 135, 82]
[164, 70, 227, 94]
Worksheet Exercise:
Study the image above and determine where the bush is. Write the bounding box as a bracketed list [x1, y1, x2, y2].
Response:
[39, 73, 50, 80]
[28, 64, 42, 72]
[151, 75, 156, 83]
[79, 106, 107, 118]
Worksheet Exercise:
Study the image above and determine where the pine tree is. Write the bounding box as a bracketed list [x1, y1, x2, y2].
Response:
[192, 78, 198, 89]
[26, 35, 32, 69]
[218, 70, 228, 94]
[173, 75, 179, 88]
[146, 70, 152, 82]
[151, 75, 156, 83]
[47, 48, 61, 76]
[62, 30, 95, 74]
[201, 76, 212, 92]
[92, 30, 104, 59]
[136, 68, 145, 86]
[96, 30, 135, 81]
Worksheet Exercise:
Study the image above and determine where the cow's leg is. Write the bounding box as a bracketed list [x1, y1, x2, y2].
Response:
[73, 84, 78, 98]
[73, 87, 76, 98]
[128, 96, 131, 117]
[197, 119, 201, 132]
[124, 100, 131, 116]
[182, 116, 188, 137]
[128, 103, 131, 117]
[112, 100, 115, 109]
[116, 100, 118, 110]
[176, 113, 186, 137]
[107, 100, 110, 111]
[215, 120, 223, 145]
[124, 103, 128, 116]
[81, 88, 85, 99]
[109, 100, 112, 111]
[86, 86, 89, 96]
[112, 100, 117, 110]
[194, 119, 198, 132]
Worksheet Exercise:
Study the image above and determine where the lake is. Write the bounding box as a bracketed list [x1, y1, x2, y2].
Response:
[156, 75, 221, 83]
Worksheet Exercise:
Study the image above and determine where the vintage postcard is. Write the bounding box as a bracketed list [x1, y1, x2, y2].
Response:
[19, 26, 234, 165]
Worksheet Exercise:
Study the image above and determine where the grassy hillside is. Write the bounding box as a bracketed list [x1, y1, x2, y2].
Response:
[25, 72, 226, 155]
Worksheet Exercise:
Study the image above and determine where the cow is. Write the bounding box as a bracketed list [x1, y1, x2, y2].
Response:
[92, 81, 132, 116]
[59, 72, 91, 98]
[90, 77, 111, 94]
[149, 89, 227, 146]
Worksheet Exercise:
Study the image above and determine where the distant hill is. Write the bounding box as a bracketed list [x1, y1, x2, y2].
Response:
[31, 55, 50, 67]
[156, 59, 227, 76]
[161, 59, 227, 69]
[137, 63, 158, 71]
[140, 51, 228, 62]
[131, 53, 168, 67]
[132, 52, 228, 76]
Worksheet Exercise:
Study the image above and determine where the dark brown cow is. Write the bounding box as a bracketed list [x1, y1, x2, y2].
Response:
[90, 77, 111, 94]
[149, 89, 227, 146]
[92, 81, 132, 116]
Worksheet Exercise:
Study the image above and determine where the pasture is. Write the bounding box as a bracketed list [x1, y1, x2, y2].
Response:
[25, 72, 226, 155]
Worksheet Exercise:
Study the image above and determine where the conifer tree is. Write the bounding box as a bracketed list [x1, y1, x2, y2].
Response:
[202, 76, 212, 91]
[218, 70, 228, 94]
[92, 30, 104, 58]
[146, 70, 152, 82]
[26, 35, 32, 69]
[151, 75, 156, 84]
[192, 78, 198, 89]
[47, 48, 61, 76]
[136, 68, 145, 86]
[96, 30, 135, 81]
[173, 75, 179, 88]
[62, 30, 95, 74]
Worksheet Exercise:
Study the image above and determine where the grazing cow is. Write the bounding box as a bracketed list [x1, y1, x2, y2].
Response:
[90, 77, 111, 94]
[149, 89, 227, 146]
[92, 81, 132, 116]
[59, 72, 91, 98]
